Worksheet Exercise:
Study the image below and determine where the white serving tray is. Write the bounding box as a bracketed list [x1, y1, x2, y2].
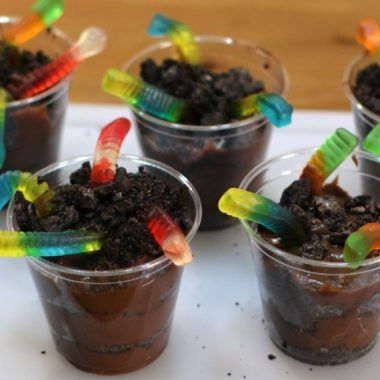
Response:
[1, 105, 378, 380]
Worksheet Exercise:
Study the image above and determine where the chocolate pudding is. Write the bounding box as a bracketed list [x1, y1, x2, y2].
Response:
[124, 36, 288, 230]
[136, 115, 271, 230]
[28, 254, 183, 374]
[3, 92, 68, 173]
[257, 179, 380, 365]
[0, 29, 70, 174]
[12, 157, 200, 374]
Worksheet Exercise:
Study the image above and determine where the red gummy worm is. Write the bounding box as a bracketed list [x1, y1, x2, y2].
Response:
[147, 207, 179, 245]
[147, 206, 192, 265]
[90, 118, 131, 187]
[9, 50, 78, 100]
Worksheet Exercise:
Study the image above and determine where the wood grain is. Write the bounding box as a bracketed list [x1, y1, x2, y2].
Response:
[1, 0, 379, 109]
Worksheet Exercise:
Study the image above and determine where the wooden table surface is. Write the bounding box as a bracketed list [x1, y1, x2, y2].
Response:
[1, 0, 379, 110]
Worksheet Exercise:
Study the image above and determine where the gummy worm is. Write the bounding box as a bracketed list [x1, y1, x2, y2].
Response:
[300, 128, 358, 194]
[90, 118, 131, 187]
[102, 69, 186, 123]
[343, 223, 380, 267]
[356, 18, 380, 59]
[234, 92, 293, 127]
[0, 170, 54, 216]
[363, 124, 380, 157]
[147, 206, 193, 266]
[2, 0, 64, 45]
[0, 230, 102, 257]
[147, 13, 201, 65]
[218, 188, 306, 247]
[7, 27, 107, 99]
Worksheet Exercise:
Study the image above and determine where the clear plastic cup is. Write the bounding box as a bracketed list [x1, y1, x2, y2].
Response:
[7, 154, 202, 375]
[124, 36, 289, 230]
[344, 53, 380, 141]
[343, 53, 380, 196]
[240, 148, 380, 365]
[0, 16, 71, 173]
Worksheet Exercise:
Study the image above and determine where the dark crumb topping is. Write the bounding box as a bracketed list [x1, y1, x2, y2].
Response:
[263, 179, 380, 261]
[353, 62, 380, 115]
[13, 163, 194, 270]
[140, 58, 265, 125]
[0, 41, 51, 99]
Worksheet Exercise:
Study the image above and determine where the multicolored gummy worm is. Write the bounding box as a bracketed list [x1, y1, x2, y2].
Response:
[6, 27, 107, 99]
[147, 206, 193, 266]
[300, 128, 358, 194]
[102, 69, 186, 123]
[356, 18, 380, 59]
[234, 93, 293, 127]
[0, 231, 103, 257]
[218, 188, 306, 246]
[343, 223, 380, 268]
[0, 89, 9, 169]
[90, 118, 131, 188]
[363, 123, 380, 157]
[147, 13, 201, 65]
[0, 170, 54, 216]
[2, 0, 64, 45]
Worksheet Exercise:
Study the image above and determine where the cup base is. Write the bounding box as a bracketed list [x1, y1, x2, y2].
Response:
[59, 335, 169, 375]
[271, 333, 378, 365]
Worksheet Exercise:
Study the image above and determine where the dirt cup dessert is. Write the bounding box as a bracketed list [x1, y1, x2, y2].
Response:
[344, 18, 380, 195]
[103, 13, 291, 230]
[4, 118, 201, 375]
[0, 1, 106, 174]
[219, 128, 380, 365]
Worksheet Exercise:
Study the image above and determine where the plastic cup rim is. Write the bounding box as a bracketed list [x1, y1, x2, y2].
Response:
[6, 154, 202, 279]
[122, 34, 290, 133]
[239, 147, 380, 272]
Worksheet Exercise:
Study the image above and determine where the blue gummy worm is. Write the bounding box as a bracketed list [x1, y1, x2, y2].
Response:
[147, 13, 175, 36]
[20, 231, 103, 257]
[257, 93, 293, 128]
[0, 171, 21, 209]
